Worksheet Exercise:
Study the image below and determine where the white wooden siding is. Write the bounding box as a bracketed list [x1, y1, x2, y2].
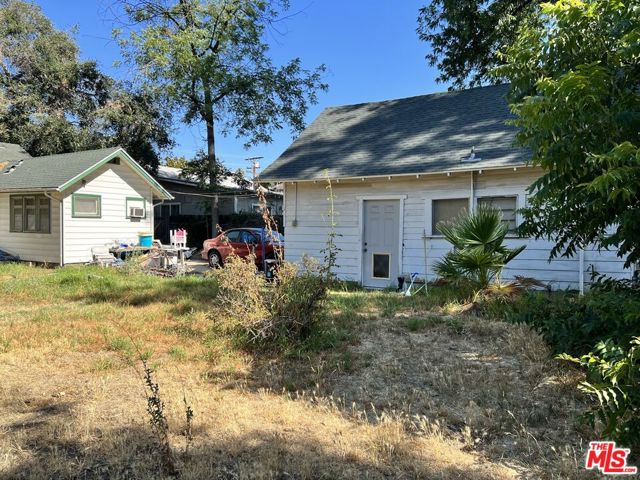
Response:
[0, 192, 61, 263]
[283, 169, 633, 289]
[62, 162, 154, 264]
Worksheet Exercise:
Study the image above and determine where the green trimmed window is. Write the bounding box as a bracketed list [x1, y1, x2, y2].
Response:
[72, 194, 101, 218]
[126, 197, 146, 219]
[10, 194, 51, 233]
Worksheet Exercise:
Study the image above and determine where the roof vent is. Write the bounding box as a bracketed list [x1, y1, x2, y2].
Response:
[461, 146, 481, 163]
[3, 159, 23, 174]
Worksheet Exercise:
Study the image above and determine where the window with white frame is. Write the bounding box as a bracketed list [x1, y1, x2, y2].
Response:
[431, 198, 468, 235]
[477, 196, 517, 232]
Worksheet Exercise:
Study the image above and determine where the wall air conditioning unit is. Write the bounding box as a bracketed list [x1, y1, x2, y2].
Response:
[129, 207, 145, 218]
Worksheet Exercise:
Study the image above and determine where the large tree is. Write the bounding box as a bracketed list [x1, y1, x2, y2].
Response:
[417, 0, 543, 88]
[0, 0, 172, 170]
[495, 0, 640, 267]
[114, 0, 327, 231]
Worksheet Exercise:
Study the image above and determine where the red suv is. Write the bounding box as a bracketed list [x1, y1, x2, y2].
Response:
[201, 228, 284, 268]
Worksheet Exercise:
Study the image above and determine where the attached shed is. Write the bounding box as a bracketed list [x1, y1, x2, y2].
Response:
[0, 145, 172, 264]
[260, 84, 632, 290]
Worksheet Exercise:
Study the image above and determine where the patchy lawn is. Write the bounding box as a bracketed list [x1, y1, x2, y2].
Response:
[0, 264, 593, 479]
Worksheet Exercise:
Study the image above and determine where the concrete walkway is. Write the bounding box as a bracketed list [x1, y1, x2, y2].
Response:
[186, 257, 210, 276]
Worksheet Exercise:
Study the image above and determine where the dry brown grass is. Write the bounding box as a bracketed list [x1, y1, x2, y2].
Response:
[0, 264, 592, 479]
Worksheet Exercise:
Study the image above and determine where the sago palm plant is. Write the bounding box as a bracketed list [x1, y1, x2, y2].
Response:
[434, 206, 526, 289]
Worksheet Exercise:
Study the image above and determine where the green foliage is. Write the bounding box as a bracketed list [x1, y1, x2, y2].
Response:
[116, 0, 327, 187]
[559, 337, 640, 449]
[417, 0, 541, 88]
[0, 0, 172, 170]
[495, 0, 640, 267]
[209, 256, 328, 349]
[434, 206, 526, 289]
[496, 289, 640, 356]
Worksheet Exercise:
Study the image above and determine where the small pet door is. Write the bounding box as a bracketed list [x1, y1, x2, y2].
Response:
[372, 253, 390, 279]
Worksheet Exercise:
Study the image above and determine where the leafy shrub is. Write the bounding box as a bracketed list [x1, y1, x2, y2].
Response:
[211, 175, 338, 350]
[434, 206, 526, 290]
[208, 254, 269, 338]
[209, 254, 329, 349]
[269, 257, 329, 342]
[559, 337, 640, 449]
[498, 289, 640, 356]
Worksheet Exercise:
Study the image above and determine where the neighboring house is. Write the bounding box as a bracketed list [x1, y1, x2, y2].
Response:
[0, 145, 172, 264]
[260, 84, 632, 290]
[153, 165, 283, 245]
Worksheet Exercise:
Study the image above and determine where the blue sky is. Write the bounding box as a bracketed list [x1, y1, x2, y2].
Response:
[36, 0, 444, 173]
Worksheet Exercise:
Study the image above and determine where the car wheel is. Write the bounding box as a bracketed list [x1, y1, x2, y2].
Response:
[208, 250, 222, 268]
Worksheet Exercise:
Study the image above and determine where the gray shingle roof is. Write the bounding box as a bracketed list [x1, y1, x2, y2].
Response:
[0, 143, 31, 165]
[260, 84, 527, 181]
[0, 146, 122, 191]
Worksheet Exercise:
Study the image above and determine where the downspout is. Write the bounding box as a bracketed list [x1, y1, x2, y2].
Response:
[422, 228, 428, 294]
[292, 182, 298, 227]
[469, 171, 475, 212]
[579, 248, 585, 295]
[44, 192, 63, 266]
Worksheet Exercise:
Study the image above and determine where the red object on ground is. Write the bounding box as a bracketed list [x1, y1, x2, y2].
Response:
[201, 228, 284, 268]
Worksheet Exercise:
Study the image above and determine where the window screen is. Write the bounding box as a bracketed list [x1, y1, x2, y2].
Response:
[38, 197, 50, 233]
[373, 253, 390, 279]
[11, 196, 23, 232]
[432, 198, 468, 235]
[9, 195, 50, 233]
[24, 196, 37, 231]
[478, 196, 517, 232]
[73, 194, 101, 218]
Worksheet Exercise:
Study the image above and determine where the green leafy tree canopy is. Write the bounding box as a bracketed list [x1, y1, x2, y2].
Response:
[115, 0, 327, 185]
[417, 0, 543, 88]
[0, 0, 172, 171]
[495, 0, 640, 267]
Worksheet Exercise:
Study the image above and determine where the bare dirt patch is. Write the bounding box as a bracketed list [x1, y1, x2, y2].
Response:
[324, 315, 595, 479]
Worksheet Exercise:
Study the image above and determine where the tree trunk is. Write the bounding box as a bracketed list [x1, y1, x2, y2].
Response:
[203, 87, 219, 236]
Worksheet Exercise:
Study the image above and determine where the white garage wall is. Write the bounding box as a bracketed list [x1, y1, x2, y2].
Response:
[283, 168, 632, 289]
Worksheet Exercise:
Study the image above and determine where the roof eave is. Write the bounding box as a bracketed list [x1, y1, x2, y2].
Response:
[57, 148, 174, 200]
[0, 187, 58, 193]
[259, 162, 531, 183]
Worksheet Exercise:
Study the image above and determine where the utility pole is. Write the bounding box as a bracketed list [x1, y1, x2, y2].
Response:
[245, 156, 263, 187]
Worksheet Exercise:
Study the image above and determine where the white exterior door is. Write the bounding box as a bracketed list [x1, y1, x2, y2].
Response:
[362, 200, 400, 288]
